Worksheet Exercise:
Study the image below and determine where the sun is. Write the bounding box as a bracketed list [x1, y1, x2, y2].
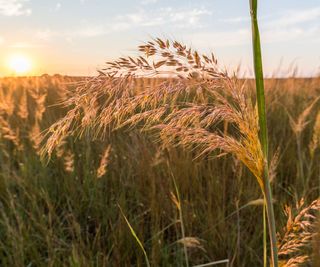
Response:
[8, 54, 32, 75]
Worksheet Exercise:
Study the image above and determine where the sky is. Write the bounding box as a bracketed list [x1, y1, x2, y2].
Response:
[0, 0, 320, 77]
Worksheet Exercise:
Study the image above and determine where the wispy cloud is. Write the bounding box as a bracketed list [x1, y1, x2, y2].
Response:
[267, 7, 320, 27]
[261, 7, 320, 44]
[262, 25, 320, 44]
[115, 7, 211, 29]
[55, 2, 61, 11]
[0, 0, 31, 16]
[219, 6, 320, 46]
[64, 6, 212, 38]
[35, 29, 57, 41]
[222, 6, 320, 28]
[140, 0, 158, 5]
[188, 29, 250, 48]
[9, 42, 44, 48]
[74, 25, 110, 37]
[187, 18, 320, 50]
[34, 4, 320, 51]
[220, 16, 250, 24]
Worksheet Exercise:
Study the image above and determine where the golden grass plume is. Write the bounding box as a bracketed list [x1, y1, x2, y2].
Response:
[42, 38, 268, 191]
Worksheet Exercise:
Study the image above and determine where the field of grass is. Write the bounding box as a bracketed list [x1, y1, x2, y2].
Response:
[0, 71, 319, 266]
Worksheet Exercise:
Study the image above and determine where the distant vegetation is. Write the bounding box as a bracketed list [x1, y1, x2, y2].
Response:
[0, 46, 319, 266]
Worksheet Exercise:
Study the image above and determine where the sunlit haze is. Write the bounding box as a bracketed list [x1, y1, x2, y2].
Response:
[0, 0, 319, 77]
[7, 54, 32, 75]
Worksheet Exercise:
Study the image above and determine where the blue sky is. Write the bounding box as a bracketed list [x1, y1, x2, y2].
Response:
[0, 0, 319, 76]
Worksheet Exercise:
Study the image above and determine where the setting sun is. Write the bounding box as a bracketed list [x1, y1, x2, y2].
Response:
[8, 54, 32, 75]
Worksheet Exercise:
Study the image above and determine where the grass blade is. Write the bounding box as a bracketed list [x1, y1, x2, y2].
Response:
[171, 171, 190, 267]
[249, 1, 278, 266]
[118, 204, 151, 267]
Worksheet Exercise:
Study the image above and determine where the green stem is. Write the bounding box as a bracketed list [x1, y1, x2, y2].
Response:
[263, 167, 278, 267]
[297, 136, 304, 179]
[263, 203, 267, 267]
[249, 1, 278, 266]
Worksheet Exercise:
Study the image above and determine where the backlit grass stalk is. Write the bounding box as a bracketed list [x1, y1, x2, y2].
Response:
[171, 172, 189, 267]
[118, 205, 151, 267]
[263, 204, 267, 267]
[249, 1, 278, 266]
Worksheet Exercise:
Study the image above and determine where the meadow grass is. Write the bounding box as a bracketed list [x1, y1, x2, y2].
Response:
[0, 70, 319, 266]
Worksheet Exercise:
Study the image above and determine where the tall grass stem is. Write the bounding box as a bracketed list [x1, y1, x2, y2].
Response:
[249, 0, 278, 266]
[263, 204, 267, 267]
[171, 172, 189, 267]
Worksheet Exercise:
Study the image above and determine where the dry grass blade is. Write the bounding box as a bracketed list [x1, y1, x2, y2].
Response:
[269, 146, 280, 183]
[64, 150, 74, 173]
[17, 89, 29, 120]
[29, 121, 42, 154]
[309, 111, 320, 159]
[289, 96, 320, 137]
[97, 144, 111, 178]
[278, 199, 320, 266]
[192, 259, 229, 267]
[118, 204, 151, 267]
[177, 237, 204, 251]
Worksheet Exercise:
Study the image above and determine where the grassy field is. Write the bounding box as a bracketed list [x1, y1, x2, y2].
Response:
[0, 72, 319, 266]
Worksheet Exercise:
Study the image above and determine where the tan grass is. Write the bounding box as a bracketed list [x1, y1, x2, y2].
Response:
[309, 111, 320, 159]
[64, 149, 74, 173]
[0, 87, 14, 116]
[41, 38, 266, 193]
[29, 121, 42, 154]
[29, 86, 47, 122]
[0, 115, 21, 149]
[97, 144, 111, 178]
[17, 89, 29, 120]
[0, 73, 319, 266]
[278, 199, 320, 266]
[289, 96, 320, 138]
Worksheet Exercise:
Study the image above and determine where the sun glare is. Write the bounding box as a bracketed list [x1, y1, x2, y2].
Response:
[8, 54, 32, 75]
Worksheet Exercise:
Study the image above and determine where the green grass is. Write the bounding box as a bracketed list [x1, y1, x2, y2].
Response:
[249, 1, 278, 266]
